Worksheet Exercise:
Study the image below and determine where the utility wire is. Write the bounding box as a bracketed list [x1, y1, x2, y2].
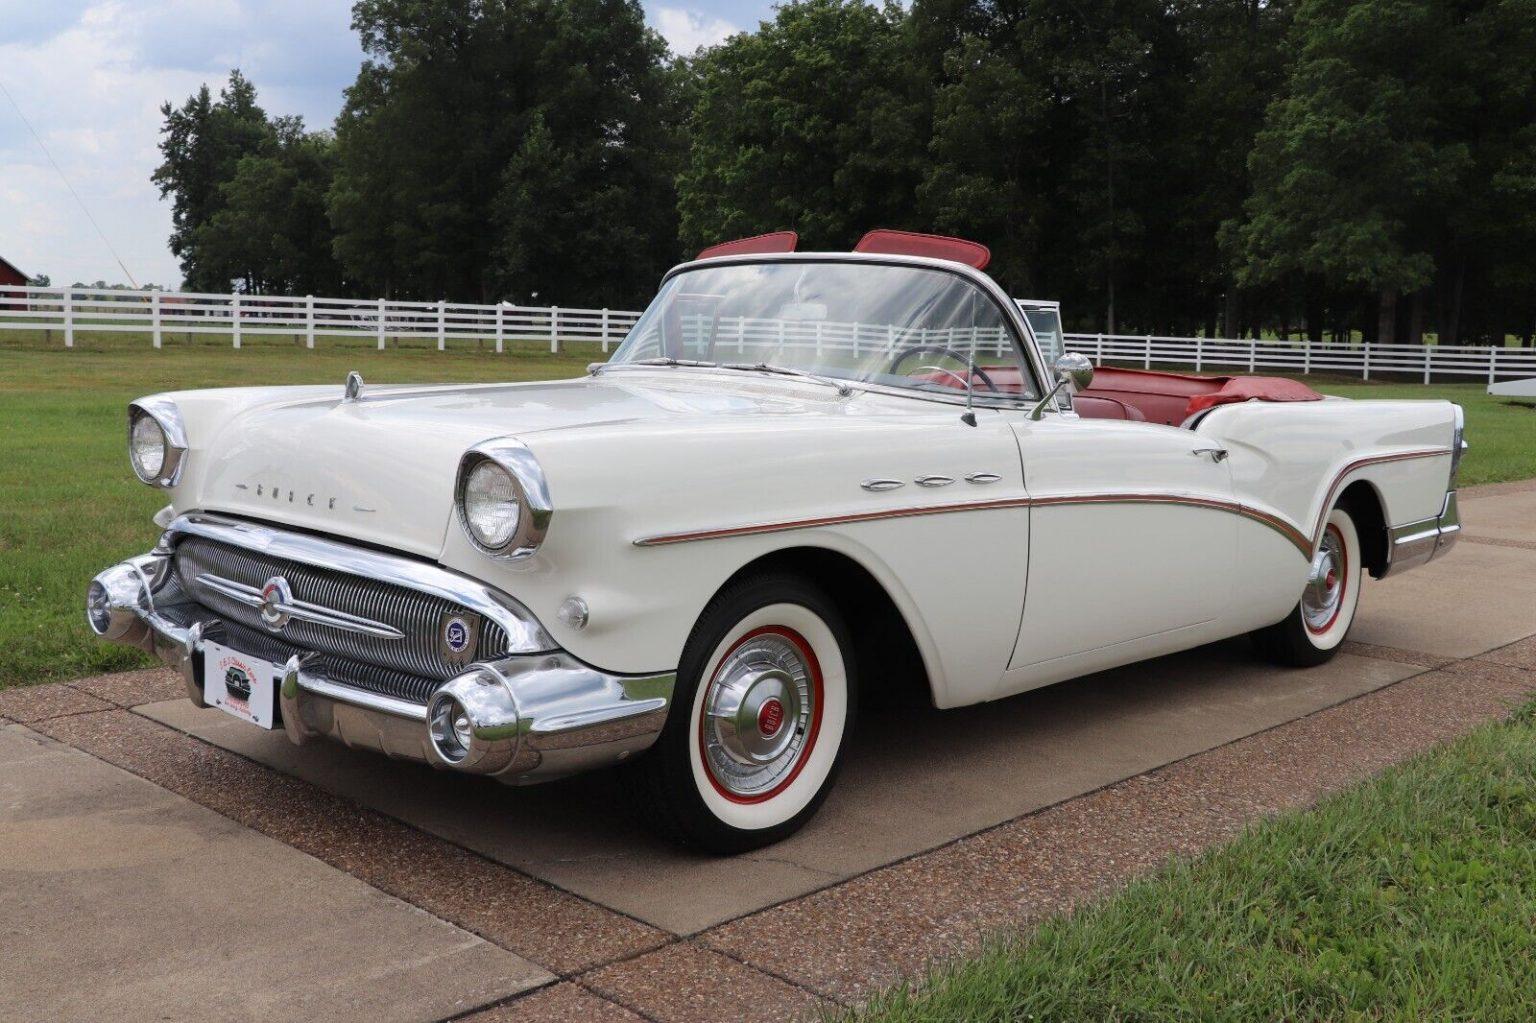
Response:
[0, 77, 140, 288]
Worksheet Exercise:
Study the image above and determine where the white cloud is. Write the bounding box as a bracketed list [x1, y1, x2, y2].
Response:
[652, 6, 740, 56]
[0, 0, 360, 288]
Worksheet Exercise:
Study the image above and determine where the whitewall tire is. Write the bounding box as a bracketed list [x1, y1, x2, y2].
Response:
[631, 573, 855, 853]
[1252, 505, 1363, 666]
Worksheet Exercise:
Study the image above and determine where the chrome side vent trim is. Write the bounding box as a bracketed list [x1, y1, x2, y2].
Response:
[861, 478, 905, 492]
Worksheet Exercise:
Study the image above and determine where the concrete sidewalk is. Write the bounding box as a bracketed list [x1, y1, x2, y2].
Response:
[4, 479, 1534, 1022]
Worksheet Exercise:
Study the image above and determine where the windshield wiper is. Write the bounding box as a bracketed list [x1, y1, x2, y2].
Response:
[589, 357, 718, 375]
[720, 361, 853, 397]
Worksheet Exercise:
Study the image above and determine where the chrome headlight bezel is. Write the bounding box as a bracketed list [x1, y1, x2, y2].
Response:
[1448, 403, 1467, 488]
[455, 438, 553, 559]
[127, 397, 188, 488]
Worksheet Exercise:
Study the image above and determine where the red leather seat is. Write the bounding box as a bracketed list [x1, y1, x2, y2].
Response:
[1073, 395, 1147, 421]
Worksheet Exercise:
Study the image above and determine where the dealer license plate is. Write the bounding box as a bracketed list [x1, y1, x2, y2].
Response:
[203, 640, 278, 729]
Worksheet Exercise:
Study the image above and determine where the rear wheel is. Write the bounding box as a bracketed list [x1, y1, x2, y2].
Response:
[1251, 504, 1362, 667]
[630, 573, 855, 853]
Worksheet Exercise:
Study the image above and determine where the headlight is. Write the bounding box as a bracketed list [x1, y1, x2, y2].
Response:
[127, 398, 188, 487]
[130, 414, 166, 482]
[462, 459, 522, 550]
[455, 439, 553, 558]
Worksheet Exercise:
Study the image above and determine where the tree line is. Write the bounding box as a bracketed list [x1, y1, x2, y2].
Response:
[154, 0, 1536, 345]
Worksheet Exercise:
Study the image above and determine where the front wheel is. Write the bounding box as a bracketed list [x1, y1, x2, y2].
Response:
[630, 573, 855, 853]
[1251, 504, 1363, 667]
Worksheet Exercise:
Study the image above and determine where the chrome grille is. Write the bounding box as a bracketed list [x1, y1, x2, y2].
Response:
[161, 606, 443, 705]
[174, 535, 508, 682]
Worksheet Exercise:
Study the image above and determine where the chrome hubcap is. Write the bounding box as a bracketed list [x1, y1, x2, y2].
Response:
[703, 632, 814, 798]
[1302, 528, 1346, 632]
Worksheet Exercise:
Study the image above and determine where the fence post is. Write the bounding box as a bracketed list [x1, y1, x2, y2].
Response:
[550, 306, 560, 354]
[1144, 335, 1152, 369]
[1096, 333, 1103, 364]
[64, 288, 74, 348]
[376, 297, 386, 350]
[495, 303, 505, 354]
[231, 292, 241, 349]
[151, 291, 162, 349]
[305, 295, 315, 349]
[436, 299, 447, 351]
[1488, 345, 1498, 384]
[600, 308, 611, 353]
[1302, 338, 1310, 375]
[1195, 336, 1203, 372]
[1423, 345, 1431, 385]
[1363, 343, 1371, 380]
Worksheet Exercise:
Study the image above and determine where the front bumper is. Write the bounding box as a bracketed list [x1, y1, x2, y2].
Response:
[86, 528, 674, 784]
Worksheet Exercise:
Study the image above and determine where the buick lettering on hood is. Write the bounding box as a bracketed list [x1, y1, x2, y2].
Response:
[88, 230, 1465, 852]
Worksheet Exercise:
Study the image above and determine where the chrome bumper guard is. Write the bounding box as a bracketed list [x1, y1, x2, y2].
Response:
[87, 534, 674, 785]
[1380, 490, 1461, 578]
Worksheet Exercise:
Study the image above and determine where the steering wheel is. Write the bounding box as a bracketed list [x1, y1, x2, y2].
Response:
[887, 344, 1000, 393]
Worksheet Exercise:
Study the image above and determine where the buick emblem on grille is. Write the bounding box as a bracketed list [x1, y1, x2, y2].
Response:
[439, 612, 480, 665]
[259, 576, 293, 631]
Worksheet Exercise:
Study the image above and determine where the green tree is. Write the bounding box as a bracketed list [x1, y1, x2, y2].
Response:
[195, 118, 345, 295]
[677, 0, 931, 252]
[153, 71, 274, 291]
[1227, 0, 1536, 345]
[328, 0, 683, 305]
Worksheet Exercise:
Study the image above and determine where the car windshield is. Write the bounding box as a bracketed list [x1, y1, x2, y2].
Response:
[608, 261, 1038, 403]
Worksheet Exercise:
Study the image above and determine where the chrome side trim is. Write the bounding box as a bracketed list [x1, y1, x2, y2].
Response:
[861, 478, 905, 492]
[456, 437, 554, 559]
[965, 472, 1002, 485]
[915, 475, 956, 488]
[163, 513, 556, 653]
[1309, 448, 1450, 547]
[1380, 491, 1460, 578]
[195, 571, 406, 640]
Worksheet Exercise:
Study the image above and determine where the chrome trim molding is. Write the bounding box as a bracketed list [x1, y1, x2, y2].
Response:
[164, 513, 555, 653]
[914, 475, 956, 488]
[861, 478, 905, 492]
[128, 397, 189, 488]
[89, 540, 673, 786]
[1380, 490, 1460, 578]
[965, 472, 1002, 485]
[456, 437, 554, 560]
[195, 571, 406, 640]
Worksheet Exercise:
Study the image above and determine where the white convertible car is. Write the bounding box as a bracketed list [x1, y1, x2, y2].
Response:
[89, 230, 1465, 851]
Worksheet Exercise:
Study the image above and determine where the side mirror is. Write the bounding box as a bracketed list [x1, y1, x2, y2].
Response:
[1055, 351, 1094, 392]
[1029, 351, 1094, 420]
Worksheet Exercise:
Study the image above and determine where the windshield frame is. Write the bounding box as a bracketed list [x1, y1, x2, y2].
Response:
[610, 252, 1049, 410]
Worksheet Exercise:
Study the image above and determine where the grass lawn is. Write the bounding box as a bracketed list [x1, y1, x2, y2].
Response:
[0, 338, 1530, 688]
[849, 700, 1536, 1022]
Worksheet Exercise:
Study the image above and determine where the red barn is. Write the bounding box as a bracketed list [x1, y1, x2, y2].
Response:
[0, 254, 27, 311]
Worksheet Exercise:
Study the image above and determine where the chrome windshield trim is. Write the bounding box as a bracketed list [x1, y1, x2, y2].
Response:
[164, 513, 556, 654]
[194, 572, 406, 640]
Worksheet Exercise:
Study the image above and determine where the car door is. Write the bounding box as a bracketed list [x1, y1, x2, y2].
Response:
[1000, 413, 1238, 694]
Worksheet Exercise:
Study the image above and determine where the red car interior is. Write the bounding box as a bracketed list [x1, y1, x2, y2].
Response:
[910, 364, 1322, 426]
[696, 231, 799, 260]
[853, 229, 992, 270]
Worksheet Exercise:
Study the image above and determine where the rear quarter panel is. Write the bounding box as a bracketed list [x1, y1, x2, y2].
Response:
[1190, 397, 1456, 635]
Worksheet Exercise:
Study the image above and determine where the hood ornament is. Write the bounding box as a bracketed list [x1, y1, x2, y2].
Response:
[343, 371, 364, 402]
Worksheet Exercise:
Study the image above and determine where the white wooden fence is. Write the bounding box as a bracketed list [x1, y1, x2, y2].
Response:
[5, 284, 1533, 382]
[1064, 332, 1536, 383]
[0, 285, 641, 353]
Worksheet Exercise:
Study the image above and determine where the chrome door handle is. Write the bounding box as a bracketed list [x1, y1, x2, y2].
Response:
[1191, 447, 1229, 462]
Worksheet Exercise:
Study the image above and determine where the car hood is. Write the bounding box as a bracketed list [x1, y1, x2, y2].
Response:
[185, 373, 856, 557]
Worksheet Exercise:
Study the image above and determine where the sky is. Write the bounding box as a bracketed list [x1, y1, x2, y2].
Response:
[0, 0, 775, 289]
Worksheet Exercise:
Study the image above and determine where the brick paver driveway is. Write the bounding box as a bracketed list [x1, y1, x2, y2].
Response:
[5, 480, 1535, 1022]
